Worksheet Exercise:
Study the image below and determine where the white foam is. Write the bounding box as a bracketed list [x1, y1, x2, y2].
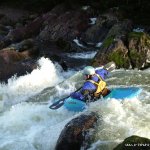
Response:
[0, 102, 75, 150]
[89, 18, 97, 25]
[73, 38, 85, 47]
[0, 57, 65, 105]
[0, 66, 149, 150]
[95, 42, 102, 47]
[88, 96, 150, 149]
[67, 51, 97, 59]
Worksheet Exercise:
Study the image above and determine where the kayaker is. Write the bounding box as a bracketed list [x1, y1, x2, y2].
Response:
[70, 66, 111, 102]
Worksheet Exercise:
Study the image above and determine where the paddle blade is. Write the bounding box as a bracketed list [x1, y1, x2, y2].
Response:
[49, 88, 82, 110]
[49, 99, 65, 109]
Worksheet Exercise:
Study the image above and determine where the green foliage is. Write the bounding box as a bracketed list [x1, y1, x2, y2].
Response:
[128, 32, 144, 40]
[102, 36, 114, 48]
[108, 50, 129, 68]
[129, 48, 145, 66]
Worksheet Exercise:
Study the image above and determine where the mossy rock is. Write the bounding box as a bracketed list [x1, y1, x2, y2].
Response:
[114, 135, 150, 150]
[128, 32, 144, 41]
[107, 49, 130, 68]
[129, 48, 146, 68]
[102, 36, 114, 48]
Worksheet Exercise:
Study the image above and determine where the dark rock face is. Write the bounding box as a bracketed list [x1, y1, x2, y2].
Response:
[92, 19, 150, 69]
[55, 112, 99, 150]
[81, 13, 118, 44]
[38, 9, 90, 42]
[128, 32, 150, 69]
[0, 2, 149, 82]
[114, 135, 150, 150]
[0, 58, 37, 83]
[91, 19, 133, 68]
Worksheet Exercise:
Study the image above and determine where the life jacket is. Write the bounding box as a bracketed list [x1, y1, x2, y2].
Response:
[87, 73, 106, 97]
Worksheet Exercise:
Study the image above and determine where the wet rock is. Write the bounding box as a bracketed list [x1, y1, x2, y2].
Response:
[128, 32, 150, 69]
[55, 112, 99, 150]
[91, 20, 133, 68]
[114, 135, 150, 150]
[38, 9, 89, 42]
[0, 48, 37, 64]
[81, 13, 118, 44]
[0, 58, 37, 83]
[10, 38, 38, 52]
[0, 7, 30, 24]
[0, 3, 149, 71]
[92, 18, 150, 69]
[0, 48, 39, 82]
[6, 15, 44, 42]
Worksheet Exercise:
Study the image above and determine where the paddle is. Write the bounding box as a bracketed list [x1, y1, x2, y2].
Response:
[49, 62, 116, 110]
[49, 95, 70, 109]
[49, 87, 82, 109]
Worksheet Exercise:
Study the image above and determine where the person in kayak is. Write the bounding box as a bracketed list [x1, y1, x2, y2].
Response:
[70, 66, 111, 102]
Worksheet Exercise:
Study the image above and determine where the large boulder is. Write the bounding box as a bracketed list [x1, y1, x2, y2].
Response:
[114, 135, 150, 150]
[0, 48, 38, 63]
[92, 19, 150, 69]
[38, 9, 90, 42]
[0, 58, 37, 83]
[81, 13, 118, 44]
[92, 19, 133, 68]
[128, 32, 150, 69]
[0, 48, 38, 82]
[55, 112, 99, 150]
[6, 15, 45, 42]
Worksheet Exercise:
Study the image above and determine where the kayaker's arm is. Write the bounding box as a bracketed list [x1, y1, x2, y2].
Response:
[95, 68, 110, 80]
[70, 88, 94, 102]
[70, 91, 85, 101]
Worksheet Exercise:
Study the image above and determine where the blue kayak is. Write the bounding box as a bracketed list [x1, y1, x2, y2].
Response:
[63, 87, 142, 112]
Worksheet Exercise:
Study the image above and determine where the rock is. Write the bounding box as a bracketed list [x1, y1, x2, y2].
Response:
[0, 3, 149, 71]
[91, 19, 150, 69]
[91, 20, 133, 68]
[0, 48, 37, 64]
[0, 24, 9, 36]
[114, 135, 150, 150]
[10, 38, 37, 52]
[0, 7, 30, 23]
[38, 9, 89, 42]
[0, 47, 39, 82]
[0, 58, 37, 83]
[128, 32, 150, 69]
[6, 15, 44, 42]
[55, 112, 99, 150]
[81, 13, 118, 44]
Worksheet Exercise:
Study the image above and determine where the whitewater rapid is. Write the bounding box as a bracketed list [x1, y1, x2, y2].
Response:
[0, 57, 149, 150]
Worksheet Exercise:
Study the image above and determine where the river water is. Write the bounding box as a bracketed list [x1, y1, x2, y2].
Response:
[0, 57, 149, 150]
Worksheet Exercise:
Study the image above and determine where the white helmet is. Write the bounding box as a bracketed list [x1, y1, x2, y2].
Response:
[83, 66, 95, 75]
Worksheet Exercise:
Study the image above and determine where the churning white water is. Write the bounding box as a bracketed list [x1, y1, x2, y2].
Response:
[88, 69, 150, 150]
[67, 51, 97, 59]
[0, 57, 73, 107]
[0, 57, 149, 150]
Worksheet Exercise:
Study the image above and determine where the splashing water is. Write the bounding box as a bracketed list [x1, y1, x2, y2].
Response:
[0, 61, 149, 150]
[87, 69, 150, 150]
[0, 57, 68, 108]
[67, 51, 97, 59]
